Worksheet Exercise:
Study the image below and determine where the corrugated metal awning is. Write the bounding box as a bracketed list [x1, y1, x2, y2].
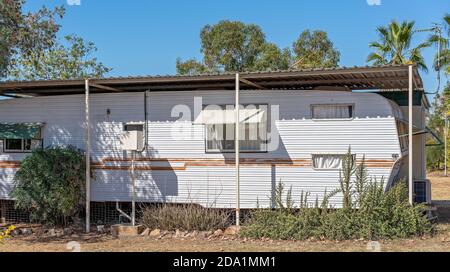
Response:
[0, 64, 424, 97]
[0, 123, 43, 139]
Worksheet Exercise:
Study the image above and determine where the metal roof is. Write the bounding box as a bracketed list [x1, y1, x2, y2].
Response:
[0, 64, 423, 97]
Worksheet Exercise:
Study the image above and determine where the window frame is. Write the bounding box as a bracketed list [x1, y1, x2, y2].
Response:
[204, 104, 268, 153]
[3, 138, 43, 153]
[310, 103, 355, 120]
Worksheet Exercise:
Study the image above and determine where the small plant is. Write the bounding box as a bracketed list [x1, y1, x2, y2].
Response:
[0, 225, 16, 244]
[11, 146, 89, 226]
[242, 148, 434, 240]
[140, 203, 231, 231]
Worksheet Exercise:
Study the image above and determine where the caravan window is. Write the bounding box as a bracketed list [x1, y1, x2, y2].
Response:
[4, 139, 42, 153]
[312, 154, 355, 169]
[203, 105, 267, 152]
[311, 104, 354, 119]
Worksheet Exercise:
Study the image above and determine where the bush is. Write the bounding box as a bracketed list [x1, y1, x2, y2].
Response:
[241, 148, 435, 240]
[140, 204, 231, 231]
[11, 146, 88, 226]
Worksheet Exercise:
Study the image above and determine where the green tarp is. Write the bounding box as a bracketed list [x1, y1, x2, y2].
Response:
[0, 123, 43, 139]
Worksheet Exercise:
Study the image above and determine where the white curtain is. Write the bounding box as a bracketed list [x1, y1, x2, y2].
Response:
[312, 155, 343, 169]
[312, 105, 351, 119]
[207, 124, 223, 150]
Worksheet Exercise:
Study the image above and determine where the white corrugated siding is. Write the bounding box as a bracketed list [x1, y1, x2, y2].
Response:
[0, 90, 401, 207]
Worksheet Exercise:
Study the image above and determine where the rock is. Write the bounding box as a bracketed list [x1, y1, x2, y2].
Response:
[55, 229, 64, 238]
[21, 228, 33, 236]
[47, 228, 56, 237]
[149, 228, 161, 237]
[213, 229, 224, 237]
[188, 230, 199, 238]
[11, 229, 21, 236]
[175, 229, 183, 238]
[97, 225, 105, 233]
[63, 228, 73, 236]
[140, 228, 150, 236]
[198, 231, 211, 238]
[161, 230, 173, 238]
[224, 226, 240, 236]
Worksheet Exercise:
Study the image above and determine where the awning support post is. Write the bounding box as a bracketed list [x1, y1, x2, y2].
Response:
[85, 79, 91, 233]
[235, 73, 240, 226]
[408, 65, 414, 205]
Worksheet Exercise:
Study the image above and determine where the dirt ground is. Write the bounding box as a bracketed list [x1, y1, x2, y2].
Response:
[1, 223, 450, 252]
[1, 173, 450, 252]
[428, 171, 450, 200]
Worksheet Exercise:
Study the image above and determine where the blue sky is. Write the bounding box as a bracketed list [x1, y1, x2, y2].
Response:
[24, 0, 449, 100]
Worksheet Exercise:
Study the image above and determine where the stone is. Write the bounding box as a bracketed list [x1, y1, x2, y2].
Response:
[188, 230, 199, 238]
[97, 225, 106, 233]
[198, 231, 212, 238]
[55, 229, 64, 238]
[111, 224, 145, 238]
[213, 229, 223, 237]
[63, 228, 73, 236]
[149, 228, 161, 237]
[21, 228, 33, 236]
[140, 228, 150, 236]
[47, 228, 56, 237]
[175, 229, 183, 238]
[224, 226, 240, 236]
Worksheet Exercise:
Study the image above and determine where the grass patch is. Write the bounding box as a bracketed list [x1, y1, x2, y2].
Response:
[140, 203, 232, 231]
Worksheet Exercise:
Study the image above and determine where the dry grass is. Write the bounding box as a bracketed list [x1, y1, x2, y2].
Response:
[429, 171, 450, 200]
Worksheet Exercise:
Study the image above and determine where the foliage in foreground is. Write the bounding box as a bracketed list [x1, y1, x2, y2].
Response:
[140, 203, 231, 231]
[241, 149, 434, 240]
[0, 225, 15, 244]
[12, 146, 87, 226]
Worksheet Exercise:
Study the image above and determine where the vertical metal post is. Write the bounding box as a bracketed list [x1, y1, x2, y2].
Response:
[235, 73, 240, 226]
[131, 151, 136, 226]
[408, 65, 414, 205]
[445, 118, 448, 176]
[85, 79, 91, 232]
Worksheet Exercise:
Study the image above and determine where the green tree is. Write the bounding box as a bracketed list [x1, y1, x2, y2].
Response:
[253, 43, 291, 71]
[291, 30, 340, 69]
[367, 20, 430, 71]
[426, 84, 450, 171]
[175, 58, 209, 76]
[0, 0, 64, 78]
[9, 35, 112, 80]
[12, 146, 88, 226]
[176, 20, 291, 74]
[429, 14, 450, 76]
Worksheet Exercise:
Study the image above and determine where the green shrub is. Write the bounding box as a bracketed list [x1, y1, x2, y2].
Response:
[140, 203, 231, 231]
[242, 148, 435, 240]
[11, 146, 88, 226]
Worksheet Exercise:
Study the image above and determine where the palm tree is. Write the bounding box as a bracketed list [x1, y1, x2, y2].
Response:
[431, 14, 450, 76]
[367, 20, 430, 71]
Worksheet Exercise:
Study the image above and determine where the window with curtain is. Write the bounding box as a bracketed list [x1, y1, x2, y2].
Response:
[311, 104, 354, 119]
[205, 104, 267, 152]
[312, 154, 355, 169]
